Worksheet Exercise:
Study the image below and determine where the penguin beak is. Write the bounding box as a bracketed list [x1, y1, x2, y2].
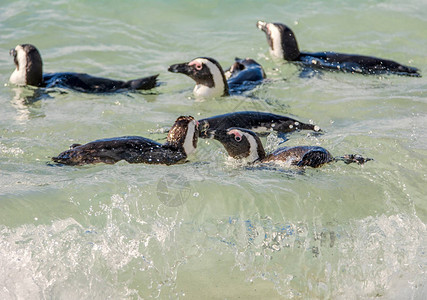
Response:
[256, 21, 268, 33]
[212, 129, 230, 144]
[168, 62, 192, 75]
[9, 48, 17, 57]
[10, 48, 18, 69]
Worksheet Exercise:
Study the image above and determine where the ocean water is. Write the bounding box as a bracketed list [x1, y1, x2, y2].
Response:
[1, 0, 426, 299]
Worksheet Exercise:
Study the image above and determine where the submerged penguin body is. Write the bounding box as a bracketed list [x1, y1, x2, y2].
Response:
[256, 21, 420, 77]
[213, 127, 372, 168]
[9, 44, 158, 92]
[52, 116, 199, 166]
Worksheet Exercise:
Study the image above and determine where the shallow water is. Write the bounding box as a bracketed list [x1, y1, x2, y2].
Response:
[1, 0, 427, 299]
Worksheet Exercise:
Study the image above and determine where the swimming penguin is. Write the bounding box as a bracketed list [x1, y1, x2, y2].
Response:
[213, 127, 372, 168]
[256, 21, 420, 77]
[9, 44, 159, 92]
[224, 58, 267, 93]
[52, 116, 198, 166]
[168, 57, 266, 98]
[198, 111, 321, 139]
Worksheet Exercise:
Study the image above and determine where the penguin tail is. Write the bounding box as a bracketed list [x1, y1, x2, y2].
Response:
[398, 66, 421, 77]
[299, 122, 322, 132]
[334, 154, 373, 165]
[126, 74, 159, 90]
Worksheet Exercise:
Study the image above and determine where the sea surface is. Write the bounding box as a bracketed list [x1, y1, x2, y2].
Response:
[1, 0, 426, 299]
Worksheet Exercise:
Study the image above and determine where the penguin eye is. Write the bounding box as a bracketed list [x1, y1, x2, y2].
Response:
[195, 63, 203, 71]
[234, 135, 242, 142]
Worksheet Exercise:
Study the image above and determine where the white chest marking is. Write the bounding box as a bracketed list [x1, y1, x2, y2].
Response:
[243, 132, 261, 163]
[9, 45, 27, 86]
[268, 24, 285, 59]
[182, 120, 197, 155]
[193, 84, 223, 98]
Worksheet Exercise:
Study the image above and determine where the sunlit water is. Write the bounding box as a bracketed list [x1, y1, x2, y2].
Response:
[1, 0, 426, 299]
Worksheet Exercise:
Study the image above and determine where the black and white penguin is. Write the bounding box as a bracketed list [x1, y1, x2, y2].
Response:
[168, 57, 266, 98]
[213, 127, 371, 168]
[9, 44, 159, 92]
[198, 111, 321, 139]
[256, 21, 420, 77]
[52, 116, 198, 166]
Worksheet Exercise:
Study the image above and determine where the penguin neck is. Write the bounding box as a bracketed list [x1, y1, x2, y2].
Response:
[26, 60, 43, 86]
[164, 121, 197, 156]
[240, 132, 266, 163]
[10, 54, 43, 87]
[280, 29, 301, 61]
[249, 138, 266, 163]
[193, 81, 229, 98]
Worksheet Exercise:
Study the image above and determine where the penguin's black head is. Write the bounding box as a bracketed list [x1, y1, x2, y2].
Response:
[256, 21, 300, 61]
[224, 57, 266, 82]
[9, 44, 43, 87]
[168, 57, 229, 98]
[166, 116, 199, 155]
[213, 127, 266, 163]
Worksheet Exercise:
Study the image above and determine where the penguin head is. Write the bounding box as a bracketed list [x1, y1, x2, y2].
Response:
[9, 44, 43, 87]
[256, 21, 300, 61]
[166, 116, 199, 156]
[224, 57, 266, 82]
[168, 57, 229, 98]
[213, 127, 265, 163]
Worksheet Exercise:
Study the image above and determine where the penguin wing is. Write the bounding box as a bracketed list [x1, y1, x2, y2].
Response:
[300, 52, 420, 76]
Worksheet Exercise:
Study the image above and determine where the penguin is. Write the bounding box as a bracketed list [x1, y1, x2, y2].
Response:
[213, 127, 372, 168]
[256, 21, 420, 77]
[9, 44, 159, 92]
[198, 111, 321, 139]
[52, 116, 198, 166]
[168, 57, 266, 98]
[224, 57, 266, 93]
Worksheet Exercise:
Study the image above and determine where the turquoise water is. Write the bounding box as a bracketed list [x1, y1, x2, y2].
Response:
[1, 0, 427, 298]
